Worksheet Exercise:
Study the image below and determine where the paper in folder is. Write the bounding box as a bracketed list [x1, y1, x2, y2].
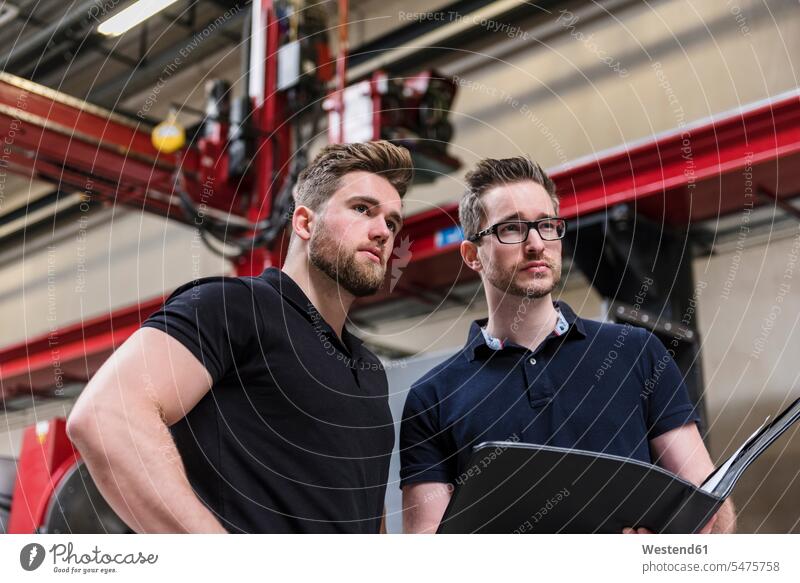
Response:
[437, 397, 800, 533]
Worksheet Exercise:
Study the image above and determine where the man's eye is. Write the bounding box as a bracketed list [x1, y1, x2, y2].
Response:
[386, 221, 397, 233]
[354, 204, 369, 214]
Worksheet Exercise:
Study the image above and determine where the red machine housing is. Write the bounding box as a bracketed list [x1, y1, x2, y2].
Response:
[6, 419, 76, 533]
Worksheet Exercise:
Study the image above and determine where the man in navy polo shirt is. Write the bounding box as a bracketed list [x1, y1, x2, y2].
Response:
[399, 156, 736, 534]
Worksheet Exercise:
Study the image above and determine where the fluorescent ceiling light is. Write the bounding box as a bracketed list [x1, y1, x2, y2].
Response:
[97, 0, 180, 37]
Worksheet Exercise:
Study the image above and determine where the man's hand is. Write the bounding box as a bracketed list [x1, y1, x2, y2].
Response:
[709, 498, 736, 533]
[645, 423, 737, 534]
[622, 511, 719, 534]
[623, 527, 654, 534]
[698, 514, 718, 534]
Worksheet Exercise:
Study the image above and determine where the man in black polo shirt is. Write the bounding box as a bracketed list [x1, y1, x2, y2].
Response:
[400, 156, 736, 534]
[67, 141, 412, 533]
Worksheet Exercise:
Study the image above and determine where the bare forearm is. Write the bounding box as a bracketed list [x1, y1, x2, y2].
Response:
[71, 407, 226, 534]
[403, 507, 440, 534]
[402, 484, 451, 533]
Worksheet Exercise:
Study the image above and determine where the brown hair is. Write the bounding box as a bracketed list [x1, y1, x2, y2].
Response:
[294, 141, 413, 210]
[459, 156, 558, 240]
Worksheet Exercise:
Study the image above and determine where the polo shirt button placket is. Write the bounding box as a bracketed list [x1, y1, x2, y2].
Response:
[525, 355, 551, 409]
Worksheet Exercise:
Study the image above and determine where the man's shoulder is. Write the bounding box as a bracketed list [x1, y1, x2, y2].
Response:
[569, 312, 662, 369]
[352, 341, 385, 368]
[409, 350, 472, 398]
[165, 273, 280, 306]
[569, 309, 648, 343]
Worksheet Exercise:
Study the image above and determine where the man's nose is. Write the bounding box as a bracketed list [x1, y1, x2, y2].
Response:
[522, 226, 546, 253]
[369, 216, 392, 243]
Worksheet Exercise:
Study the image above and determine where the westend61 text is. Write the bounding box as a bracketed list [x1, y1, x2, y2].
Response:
[642, 544, 708, 555]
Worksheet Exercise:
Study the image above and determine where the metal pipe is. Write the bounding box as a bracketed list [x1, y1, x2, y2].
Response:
[87, 7, 247, 107]
[0, 0, 108, 71]
[335, 0, 348, 143]
[758, 187, 800, 222]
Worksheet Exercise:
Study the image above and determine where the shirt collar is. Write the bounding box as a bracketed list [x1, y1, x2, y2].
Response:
[465, 300, 586, 361]
[259, 267, 364, 353]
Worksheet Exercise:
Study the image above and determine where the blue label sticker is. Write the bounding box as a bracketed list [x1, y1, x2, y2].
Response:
[434, 226, 464, 247]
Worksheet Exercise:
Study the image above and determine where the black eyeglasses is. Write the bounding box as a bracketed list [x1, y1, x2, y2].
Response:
[469, 218, 568, 244]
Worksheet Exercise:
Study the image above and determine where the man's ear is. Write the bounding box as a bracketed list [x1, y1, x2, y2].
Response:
[460, 240, 483, 273]
[292, 205, 315, 241]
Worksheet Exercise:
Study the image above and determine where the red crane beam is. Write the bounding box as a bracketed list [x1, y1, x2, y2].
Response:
[2, 79, 799, 397]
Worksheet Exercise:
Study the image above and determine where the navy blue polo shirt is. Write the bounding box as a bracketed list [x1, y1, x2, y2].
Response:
[399, 300, 700, 487]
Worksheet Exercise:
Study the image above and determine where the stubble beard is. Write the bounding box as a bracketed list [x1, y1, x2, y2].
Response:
[308, 220, 386, 297]
[486, 255, 562, 299]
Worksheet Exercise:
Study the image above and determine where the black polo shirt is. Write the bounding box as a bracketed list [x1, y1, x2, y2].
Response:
[142, 267, 394, 533]
[399, 300, 700, 488]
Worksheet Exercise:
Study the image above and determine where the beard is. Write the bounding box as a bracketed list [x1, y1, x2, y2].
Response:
[308, 220, 386, 297]
[485, 255, 562, 299]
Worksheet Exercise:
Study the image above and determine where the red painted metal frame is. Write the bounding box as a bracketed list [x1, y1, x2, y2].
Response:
[2, 86, 799, 395]
[0, 2, 293, 393]
[556, 89, 800, 222]
[245, 0, 283, 274]
[0, 72, 185, 219]
[0, 297, 165, 398]
[355, 89, 800, 308]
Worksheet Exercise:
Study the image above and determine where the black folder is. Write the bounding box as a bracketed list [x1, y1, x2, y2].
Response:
[437, 397, 800, 533]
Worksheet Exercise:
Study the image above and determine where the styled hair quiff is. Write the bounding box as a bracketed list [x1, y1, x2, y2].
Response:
[294, 140, 413, 211]
[459, 156, 558, 240]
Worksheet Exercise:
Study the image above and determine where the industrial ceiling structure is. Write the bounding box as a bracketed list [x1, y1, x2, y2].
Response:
[0, 0, 799, 534]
